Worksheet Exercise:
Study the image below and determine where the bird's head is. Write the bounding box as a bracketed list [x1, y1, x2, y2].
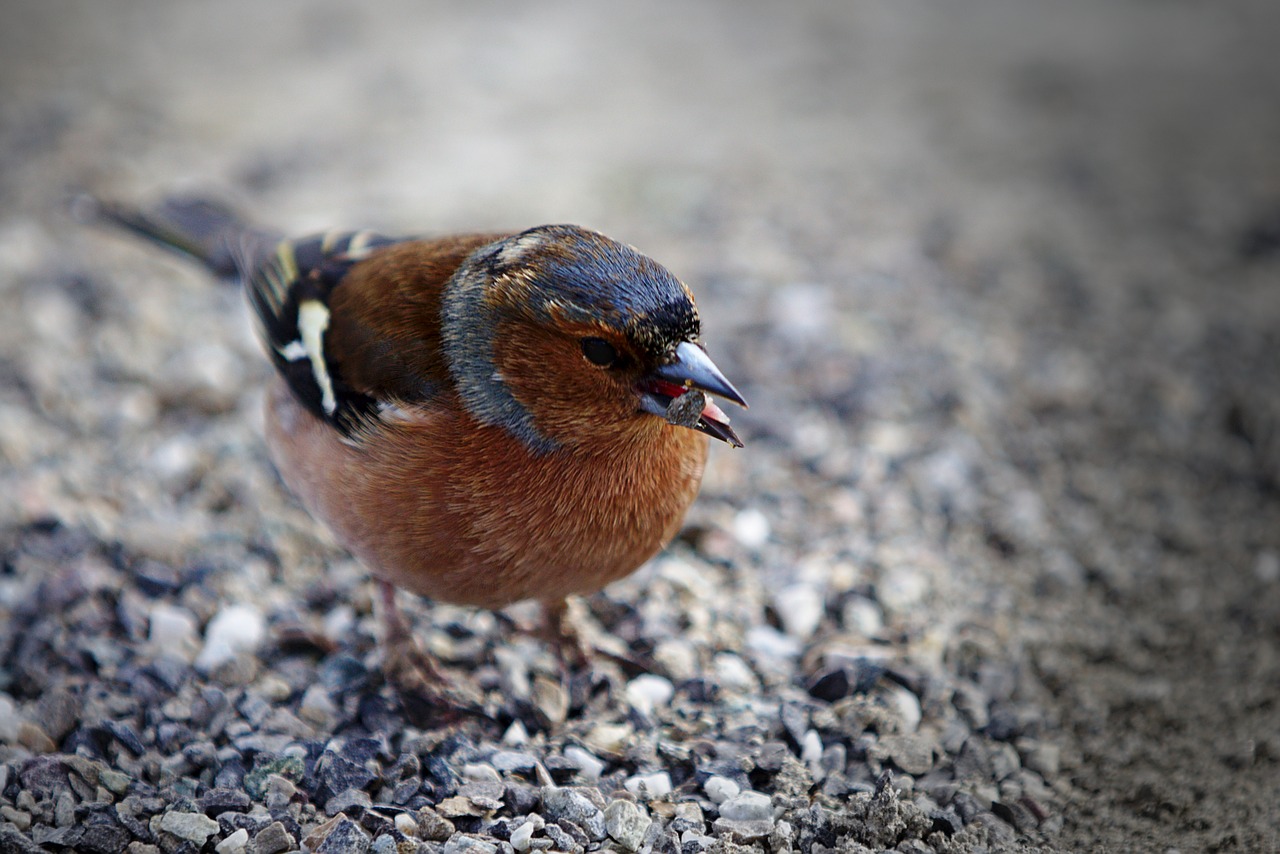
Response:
[443, 225, 746, 452]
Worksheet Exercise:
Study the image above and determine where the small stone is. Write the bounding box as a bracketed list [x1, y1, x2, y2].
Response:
[18, 721, 56, 753]
[563, 746, 606, 782]
[878, 734, 935, 775]
[543, 787, 607, 840]
[773, 584, 824, 639]
[510, 815, 544, 852]
[582, 722, 633, 757]
[670, 802, 705, 834]
[732, 508, 770, 548]
[310, 815, 371, 854]
[0, 694, 21, 742]
[502, 720, 530, 746]
[718, 792, 772, 822]
[1021, 741, 1061, 777]
[199, 786, 252, 816]
[605, 799, 652, 852]
[625, 674, 675, 714]
[36, 687, 80, 742]
[652, 639, 698, 682]
[216, 828, 250, 854]
[148, 603, 200, 660]
[0, 806, 32, 832]
[299, 684, 339, 728]
[745, 625, 802, 660]
[884, 683, 923, 733]
[326, 787, 373, 816]
[442, 833, 500, 854]
[711, 818, 774, 843]
[491, 750, 538, 775]
[703, 776, 739, 804]
[712, 653, 758, 693]
[841, 596, 884, 636]
[414, 806, 455, 841]
[159, 811, 220, 845]
[197, 606, 267, 676]
[532, 676, 568, 728]
[624, 771, 673, 800]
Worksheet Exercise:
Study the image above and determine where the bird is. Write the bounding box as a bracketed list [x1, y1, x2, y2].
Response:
[87, 195, 747, 714]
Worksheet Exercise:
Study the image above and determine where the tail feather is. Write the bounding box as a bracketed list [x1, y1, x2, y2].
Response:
[78, 194, 280, 280]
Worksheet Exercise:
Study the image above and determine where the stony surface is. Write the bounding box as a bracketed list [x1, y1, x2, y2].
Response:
[2, 2, 1279, 852]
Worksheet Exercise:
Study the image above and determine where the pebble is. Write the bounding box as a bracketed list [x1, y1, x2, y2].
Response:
[625, 674, 675, 714]
[0, 694, 21, 742]
[884, 683, 923, 733]
[215, 828, 250, 854]
[542, 787, 607, 840]
[718, 791, 773, 822]
[732, 508, 771, 548]
[713, 653, 759, 693]
[148, 603, 200, 660]
[249, 821, 295, 854]
[510, 815, 544, 852]
[196, 604, 267, 672]
[605, 799, 652, 851]
[651, 639, 699, 682]
[443, 833, 500, 854]
[841, 596, 884, 636]
[158, 810, 220, 845]
[773, 584, 825, 639]
[310, 815, 372, 854]
[624, 771, 673, 799]
[703, 776, 740, 804]
[745, 625, 802, 660]
[502, 720, 531, 746]
[563, 746, 606, 782]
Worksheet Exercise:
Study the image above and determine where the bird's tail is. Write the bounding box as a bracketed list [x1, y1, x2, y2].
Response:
[77, 194, 280, 280]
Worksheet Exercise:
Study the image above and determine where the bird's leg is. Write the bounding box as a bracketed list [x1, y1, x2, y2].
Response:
[376, 580, 484, 721]
[540, 596, 593, 672]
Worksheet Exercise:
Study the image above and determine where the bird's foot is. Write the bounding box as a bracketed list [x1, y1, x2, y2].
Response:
[377, 582, 488, 725]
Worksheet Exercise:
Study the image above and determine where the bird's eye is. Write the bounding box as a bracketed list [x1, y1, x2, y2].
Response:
[580, 337, 619, 368]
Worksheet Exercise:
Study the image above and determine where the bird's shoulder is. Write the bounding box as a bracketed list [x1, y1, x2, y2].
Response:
[246, 230, 508, 436]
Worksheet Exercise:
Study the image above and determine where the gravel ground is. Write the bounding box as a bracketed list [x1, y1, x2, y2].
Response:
[2, 3, 1279, 852]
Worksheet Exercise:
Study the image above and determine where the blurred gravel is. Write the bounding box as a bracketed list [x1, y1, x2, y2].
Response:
[2, 2, 1279, 852]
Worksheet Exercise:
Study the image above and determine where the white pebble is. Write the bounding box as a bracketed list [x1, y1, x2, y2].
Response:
[502, 719, 530, 746]
[703, 775, 740, 804]
[713, 653, 759, 693]
[510, 816, 543, 852]
[773, 584, 824, 639]
[732, 508, 770, 548]
[462, 763, 501, 783]
[215, 828, 249, 854]
[1255, 550, 1280, 583]
[719, 791, 773, 822]
[884, 683, 922, 733]
[195, 604, 266, 673]
[841, 596, 884, 636]
[624, 771, 673, 800]
[323, 604, 356, 640]
[652, 639, 698, 682]
[0, 695, 20, 743]
[148, 603, 199, 660]
[395, 813, 419, 836]
[745, 625, 801, 660]
[626, 674, 675, 715]
[878, 565, 929, 613]
[563, 746, 606, 782]
[801, 730, 824, 777]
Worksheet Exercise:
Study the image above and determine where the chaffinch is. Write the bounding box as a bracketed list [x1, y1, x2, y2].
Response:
[91, 196, 746, 711]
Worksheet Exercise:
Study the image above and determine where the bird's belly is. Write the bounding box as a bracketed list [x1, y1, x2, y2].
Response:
[264, 381, 706, 609]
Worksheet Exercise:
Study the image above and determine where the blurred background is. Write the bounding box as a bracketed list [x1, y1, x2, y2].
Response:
[2, 1, 1278, 849]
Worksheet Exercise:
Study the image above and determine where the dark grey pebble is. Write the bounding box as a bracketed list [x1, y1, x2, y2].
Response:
[314, 816, 373, 854]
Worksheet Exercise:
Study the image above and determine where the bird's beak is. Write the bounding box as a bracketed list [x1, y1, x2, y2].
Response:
[637, 341, 748, 447]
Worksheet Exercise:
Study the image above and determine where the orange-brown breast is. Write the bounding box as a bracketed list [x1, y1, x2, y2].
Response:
[263, 379, 708, 609]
